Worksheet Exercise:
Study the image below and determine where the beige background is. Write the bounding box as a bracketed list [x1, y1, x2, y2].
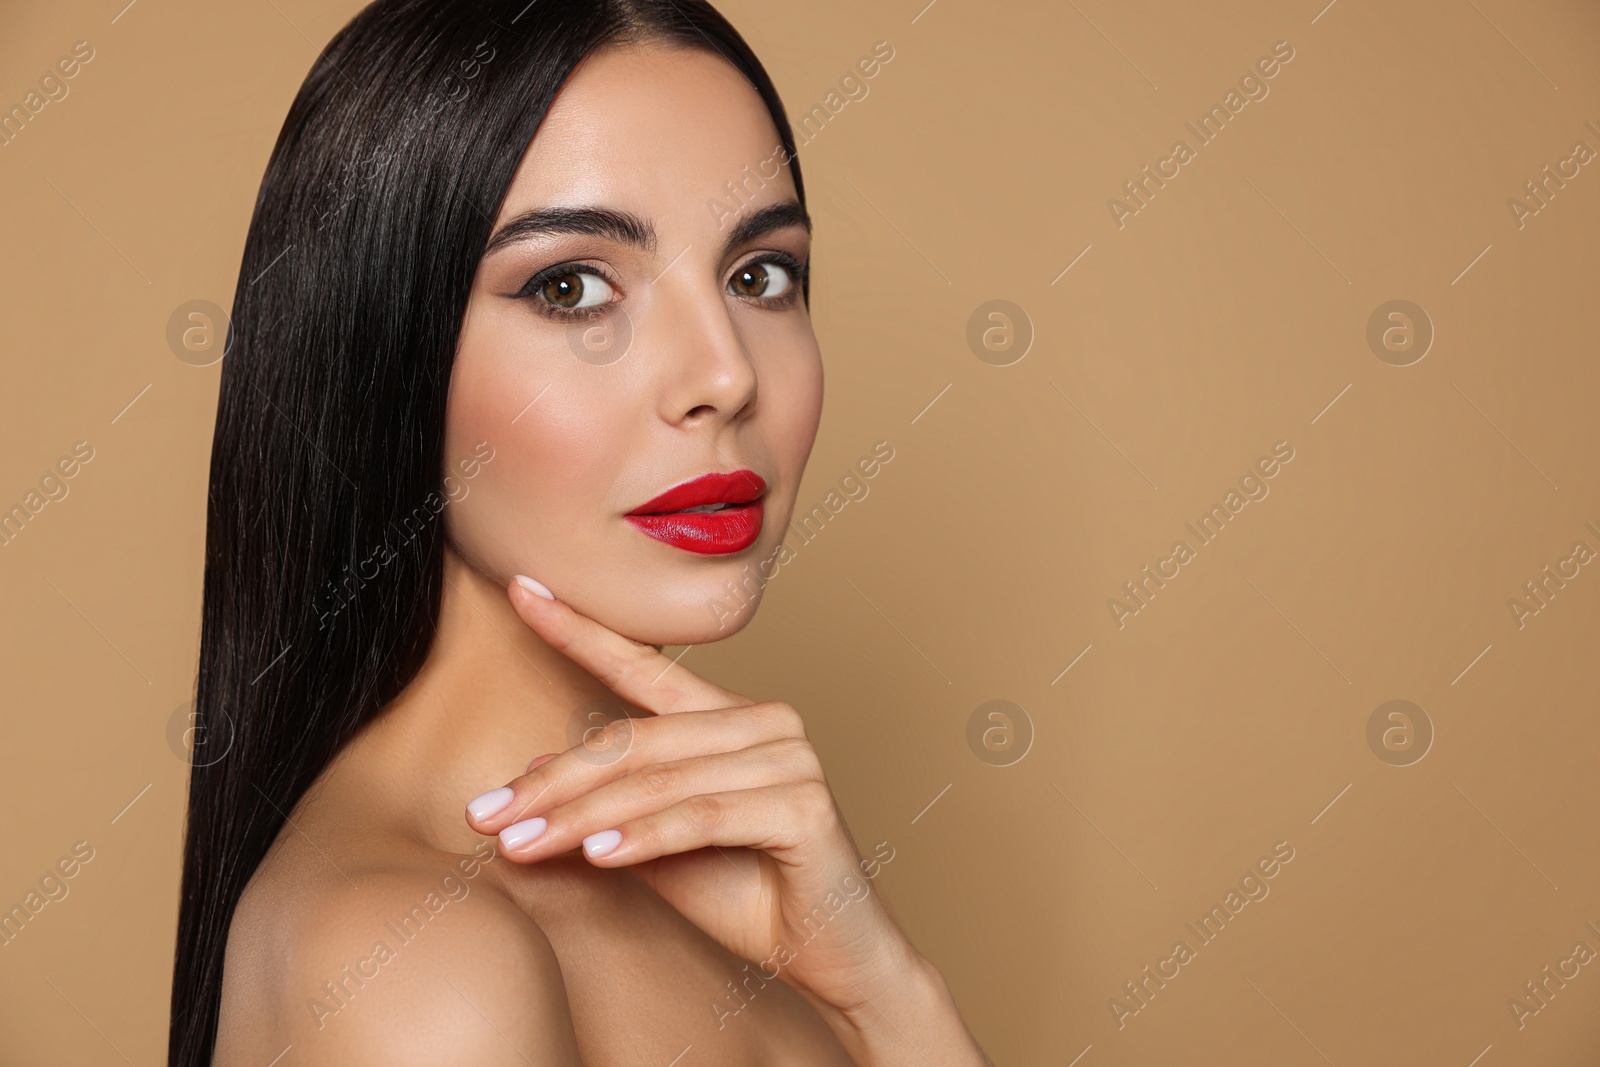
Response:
[3, 0, 1599, 1063]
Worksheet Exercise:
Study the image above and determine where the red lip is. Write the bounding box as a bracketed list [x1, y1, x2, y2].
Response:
[625, 469, 768, 555]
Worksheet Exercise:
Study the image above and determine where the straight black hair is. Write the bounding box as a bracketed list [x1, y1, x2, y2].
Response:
[171, 1, 805, 1061]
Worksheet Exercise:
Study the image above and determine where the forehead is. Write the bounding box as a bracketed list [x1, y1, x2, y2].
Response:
[497, 42, 793, 218]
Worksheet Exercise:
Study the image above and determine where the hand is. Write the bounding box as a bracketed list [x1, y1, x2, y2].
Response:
[462, 575, 918, 1018]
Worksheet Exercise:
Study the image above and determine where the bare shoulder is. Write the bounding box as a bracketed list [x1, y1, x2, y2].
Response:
[215, 841, 582, 1066]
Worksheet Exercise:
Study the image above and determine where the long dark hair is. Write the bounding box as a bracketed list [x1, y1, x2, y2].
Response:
[171, 2, 805, 1061]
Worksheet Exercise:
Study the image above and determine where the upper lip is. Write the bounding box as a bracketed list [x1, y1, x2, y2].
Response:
[627, 469, 768, 515]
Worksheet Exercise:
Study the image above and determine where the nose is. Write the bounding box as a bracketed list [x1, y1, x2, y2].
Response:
[653, 286, 759, 429]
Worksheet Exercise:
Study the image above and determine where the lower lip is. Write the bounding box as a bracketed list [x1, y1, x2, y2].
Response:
[625, 500, 764, 554]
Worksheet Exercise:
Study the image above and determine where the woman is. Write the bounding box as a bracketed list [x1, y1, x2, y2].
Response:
[173, 0, 990, 1063]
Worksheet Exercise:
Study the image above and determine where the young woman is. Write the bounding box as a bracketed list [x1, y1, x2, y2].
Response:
[172, 1, 990, 1064]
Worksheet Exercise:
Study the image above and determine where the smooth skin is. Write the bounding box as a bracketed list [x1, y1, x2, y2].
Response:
[213, 41, 987, 1066]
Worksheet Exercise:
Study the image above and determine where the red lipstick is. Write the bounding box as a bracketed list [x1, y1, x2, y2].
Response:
[625, 470, 767, 554]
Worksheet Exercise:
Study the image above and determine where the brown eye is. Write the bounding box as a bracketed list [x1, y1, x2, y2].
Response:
[729, 260, 794, 299]
[541, 273, 578, 307]
[534, 270, 614, 310]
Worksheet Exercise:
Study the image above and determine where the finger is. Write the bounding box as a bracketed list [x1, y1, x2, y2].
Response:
[489, 740, 822, 863]
[465, 703, 809, 837]
[577, 780, 839, 867]
[507, 575, 754, 715]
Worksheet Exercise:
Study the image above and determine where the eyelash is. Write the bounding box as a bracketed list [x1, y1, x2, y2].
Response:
[514, 251, 810, 324]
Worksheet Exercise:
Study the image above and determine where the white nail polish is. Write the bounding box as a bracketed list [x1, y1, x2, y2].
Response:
[514, 574, 555, 600]
[499, 817, 548, 848]
[466, 787, 514, 821]
[583, 829, 622, 858]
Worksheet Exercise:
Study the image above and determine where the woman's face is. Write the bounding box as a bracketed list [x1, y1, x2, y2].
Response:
[443, 43, 823, 647]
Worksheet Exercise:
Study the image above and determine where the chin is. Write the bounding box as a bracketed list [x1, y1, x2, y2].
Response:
[593, 575, 768, 647]
[592, 547, 777, 646]
[646, 609, 762, 648]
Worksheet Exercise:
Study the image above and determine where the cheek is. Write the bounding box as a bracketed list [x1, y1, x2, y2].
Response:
[746, 316, 823, 449]
[746, 328, 823, 535]
[444, 309, 639, 566]
[774, 340, 825, 473]
[445, 390, 628, 573]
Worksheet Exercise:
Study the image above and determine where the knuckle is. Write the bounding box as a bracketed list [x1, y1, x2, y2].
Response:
[597, 715, 641, 752]
[604, 644, 656, 690]
[597, 653, 642, 694]
[636, 762, 677, 799]
[682, 792, 726, 832]
[518, 768, 546, 793]
[760, 700, 805, 737]
[576, 712, 643, 767]
[772, 737, 821, 777]
[797, 780, 836, 823]
[516, 769, 556, 805]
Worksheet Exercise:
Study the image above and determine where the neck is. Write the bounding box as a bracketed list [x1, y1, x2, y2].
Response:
[336, 544, 617, 855]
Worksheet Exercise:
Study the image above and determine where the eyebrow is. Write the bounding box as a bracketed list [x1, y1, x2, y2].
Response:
[724, 200, 811, 253]
[482, 200, 811, 261]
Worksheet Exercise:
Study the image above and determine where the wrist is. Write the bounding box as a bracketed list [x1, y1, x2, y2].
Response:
[803, 928, 929, 1024]
[837, 946, 944, 1029]
[804, 948, 982, 1066]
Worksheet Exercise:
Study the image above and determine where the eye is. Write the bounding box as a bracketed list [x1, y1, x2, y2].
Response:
[729, 258, 796, 300]
[532, 268, 615, 311]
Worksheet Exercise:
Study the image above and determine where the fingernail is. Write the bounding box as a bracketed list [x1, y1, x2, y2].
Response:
[466, 787, 515, 820]
[583, 829, 622, 858]
[499, 817, 548, 848]
[525, 753, 558, 774]
[514, 574, 555, 600]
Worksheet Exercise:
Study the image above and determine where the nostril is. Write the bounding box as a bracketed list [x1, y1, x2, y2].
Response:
[684, 404, 716, 420]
